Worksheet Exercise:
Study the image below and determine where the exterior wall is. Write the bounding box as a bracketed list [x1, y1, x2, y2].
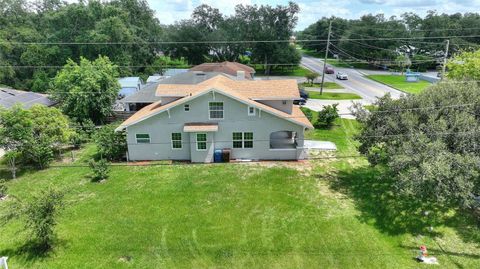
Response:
[256, 100, 293, 114]
[126, 91, 306, 161]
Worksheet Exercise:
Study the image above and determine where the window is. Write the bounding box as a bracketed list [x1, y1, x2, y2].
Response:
[248, 106, 255, 116]
[282, 100, 287, 105]
[135, 134, 150, 144]
[171, 133, 182, 149]
[233, 132, 243, 148]
[184, 104, 190, 112]
[209, 102, 224, 119]
[196, 133, 207, 151]
[232, 132, 253, 149]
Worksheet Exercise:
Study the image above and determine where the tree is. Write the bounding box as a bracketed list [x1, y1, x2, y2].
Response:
[316, 104, 339, 128]
[447, 49, 480, 81]
[0, 105, 33, 178]
[305, 71, 319, 85]
[94, 125, 127, 161]
[354, 82, 480, 218]
[395, 54, 411, 74]
[51, 56, 120, 124]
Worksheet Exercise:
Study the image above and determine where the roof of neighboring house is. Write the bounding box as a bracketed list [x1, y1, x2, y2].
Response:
[121, 72, 232, 104]
[190, 62, 255, 79]
[163, 68, 189, 77]
[118, 77, 143, 89]
[116, 75, 312, 131]
[0, 88, 56, 108]
[156, 74, 300, 100]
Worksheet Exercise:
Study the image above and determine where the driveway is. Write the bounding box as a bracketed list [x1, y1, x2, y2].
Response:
[301, 56, 405, 102]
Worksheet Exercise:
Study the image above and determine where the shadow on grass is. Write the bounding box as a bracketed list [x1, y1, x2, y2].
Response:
[323, 165, 480, 247]
[0, 238, 66, 265]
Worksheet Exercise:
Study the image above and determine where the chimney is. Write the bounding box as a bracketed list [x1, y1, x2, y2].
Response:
[236, 70, 245, 80]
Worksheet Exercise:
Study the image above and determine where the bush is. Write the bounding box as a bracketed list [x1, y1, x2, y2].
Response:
[301, 107, 314, 123]
[24, 187, 65, 251]
[89, 159, 110, 182]
[70, 131, 88, 149]
[94, 125, 127, 161]
[305, 71, 319, 85]
[316, 104, 339, 128]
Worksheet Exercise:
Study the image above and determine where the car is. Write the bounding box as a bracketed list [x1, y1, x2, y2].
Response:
[299, 88, 309, 99]
[293, 98, 306, 105]
[336, 72, 348, 80]
[324, 66, 335, 74]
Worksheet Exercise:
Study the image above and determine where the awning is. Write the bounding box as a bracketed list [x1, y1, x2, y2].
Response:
[183, 123, 219, 132]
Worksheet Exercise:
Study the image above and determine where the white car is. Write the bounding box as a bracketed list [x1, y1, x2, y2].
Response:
[336, 72, 348, 80]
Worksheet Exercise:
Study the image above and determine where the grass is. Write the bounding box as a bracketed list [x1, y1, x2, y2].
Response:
[254, 66, 310, 77]
[0, 123, 479, 268]
[367, 75, 432, 94]
[307, 91, 362, 100]
[299, 82, 344, 89]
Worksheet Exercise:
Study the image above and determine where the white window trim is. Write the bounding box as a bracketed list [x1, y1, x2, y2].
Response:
[171, 133, 182, 150]
[196, 133, 207, 151]
[135, 133, 150, 144]
[184, 104, 190, 112]
[232, 132, 253, 149]
[208, 101, 224, 120]
[248, 106, 255, 116]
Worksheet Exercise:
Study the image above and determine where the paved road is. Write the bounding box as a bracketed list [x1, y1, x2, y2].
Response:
[301, 56, 405, 102]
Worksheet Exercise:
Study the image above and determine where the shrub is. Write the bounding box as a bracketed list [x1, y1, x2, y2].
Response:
[24, 187, 65, 251]
[94, 125, 127, 161]
[316, 104, 339, 128]
[89, 159, 110, 182]
[301, 107, 314, 123]
[70, 131, 88, 149]
[305, 71, 319, 85]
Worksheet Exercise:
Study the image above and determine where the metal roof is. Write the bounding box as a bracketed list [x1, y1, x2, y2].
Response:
[0, 88, 56, 109]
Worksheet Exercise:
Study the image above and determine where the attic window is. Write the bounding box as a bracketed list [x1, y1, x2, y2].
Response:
[282, 100, 287, 105]
[184, 104, 190, 112]
[248, 106, 255, 116]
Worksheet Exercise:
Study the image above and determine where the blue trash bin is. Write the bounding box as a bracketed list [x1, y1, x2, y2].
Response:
[214, 149, 223, 163]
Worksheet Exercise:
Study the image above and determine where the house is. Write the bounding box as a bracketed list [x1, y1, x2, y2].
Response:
[116, 75, 313, 162]
[121, 71, 236, 112]
[190, 61, 255, 80]
[0, 88, 56, 109]
[118, 77, 143, 98]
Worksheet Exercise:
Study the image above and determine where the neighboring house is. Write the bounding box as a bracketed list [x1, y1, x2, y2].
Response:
[146, 75, 164, 83]
[190, 61, 255, 80]
[116, 75, 313, 162]
[0, 88, 56, 109]
[163, 68, 189, 77]
[121, 71, 236, 112]
[118, 77, 143, 98]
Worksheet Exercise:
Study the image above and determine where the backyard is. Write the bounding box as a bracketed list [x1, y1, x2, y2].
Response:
[367, 74, 432, 94]
[0, 119, 479, 268]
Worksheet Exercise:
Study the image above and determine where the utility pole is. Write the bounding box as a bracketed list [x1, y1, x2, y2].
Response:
[441, 39, 449, 80]
[320, 20, 332, 95]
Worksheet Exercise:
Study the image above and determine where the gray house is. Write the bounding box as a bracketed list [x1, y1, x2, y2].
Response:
[116, 75, 313, 162]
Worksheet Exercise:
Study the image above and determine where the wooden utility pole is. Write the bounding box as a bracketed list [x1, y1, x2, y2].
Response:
[441, 39, 450, 80]
[320, 20, 332, 95]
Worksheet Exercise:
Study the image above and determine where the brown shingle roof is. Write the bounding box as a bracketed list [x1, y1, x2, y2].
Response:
[116, 75, 313, 131]
[190, 61, 255, 79]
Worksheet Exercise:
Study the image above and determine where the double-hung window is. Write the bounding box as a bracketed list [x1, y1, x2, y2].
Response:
[248, 106, 255, 116]
[171, 133, 182, 149]
[209, 102, 224, 119]
[135, 134, 150, 144]
[232, 132, 253, 148]
[196, 133, 207, 151]
[184, 104, 190, 112]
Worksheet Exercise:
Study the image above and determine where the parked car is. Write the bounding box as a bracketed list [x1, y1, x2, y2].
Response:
[336, 72, 348, 80]
[299, 88, 309, 99]
[324, 66, 335, 74]
[293, 98, 306, 105]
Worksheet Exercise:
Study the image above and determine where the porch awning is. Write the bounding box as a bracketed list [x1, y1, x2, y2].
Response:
[183, 122, 219, 132]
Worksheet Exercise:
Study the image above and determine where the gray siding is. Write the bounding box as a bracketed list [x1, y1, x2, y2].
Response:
[257, 100, 293, 114]
[126, 91, 305, 161]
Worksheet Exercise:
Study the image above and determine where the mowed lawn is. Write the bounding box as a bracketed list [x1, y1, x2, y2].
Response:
[367, 74, 432, 94]
[1, 120, 479, 268]
[299, 82, 344, 89]
[307, 91, 362, 100]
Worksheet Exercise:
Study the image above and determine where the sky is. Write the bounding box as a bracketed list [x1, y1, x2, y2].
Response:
[151, 0, 480, 30]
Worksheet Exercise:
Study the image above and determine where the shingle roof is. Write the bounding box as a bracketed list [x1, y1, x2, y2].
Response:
[121, 82, 161, 103]
[156, 75, 300, 100]
[116, 75, 313, 131]
[0, 88, 56, 109]
[190, 62, 255, 79]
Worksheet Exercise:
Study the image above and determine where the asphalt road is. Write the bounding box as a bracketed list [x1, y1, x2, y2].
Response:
[301, 56, 404, 102]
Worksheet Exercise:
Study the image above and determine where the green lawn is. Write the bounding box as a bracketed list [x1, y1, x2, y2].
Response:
[367, 75, 432, 94]
[0, 121, 479, 268]
[307, 91, 362, 100]
[299, 82, 344, 89]
[254, 66, 310, 77]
